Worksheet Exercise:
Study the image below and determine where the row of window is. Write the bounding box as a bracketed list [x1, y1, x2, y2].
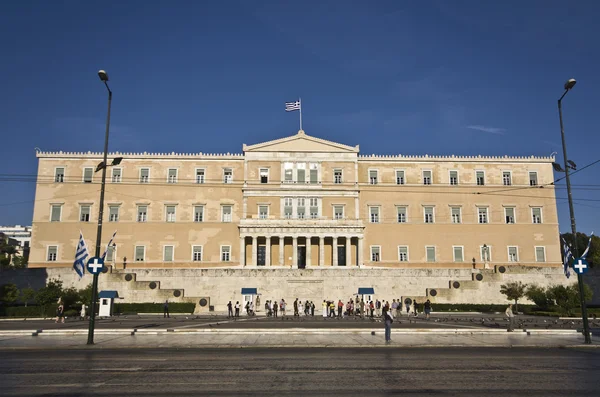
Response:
[368, 205, 543, 224]
[53, 166, 539, 187]
[46, 244, 230, 262]
[370, 245, 547, 263]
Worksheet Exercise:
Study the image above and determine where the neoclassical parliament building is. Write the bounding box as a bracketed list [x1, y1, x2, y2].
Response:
[28, 130, 564, 306]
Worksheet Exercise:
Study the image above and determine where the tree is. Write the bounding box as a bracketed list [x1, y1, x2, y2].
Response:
[0, 283, 20, 305]
[78, 284, 93, 306]
[548, 283, 593, 316]
[525, 284, 552, 311]
[20, 287, 36, 307]
[500, 281, 527, 313]
[35, 278, 63, 307]
[561, 232, 600, 268]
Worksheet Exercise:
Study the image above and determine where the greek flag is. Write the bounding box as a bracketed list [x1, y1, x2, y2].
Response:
[561, 237, 573, 279]
[73, 231, 89, 279]
[581, 232, 594, 259]
[285, 100, 301, 112]
[101, 230, 117, 260]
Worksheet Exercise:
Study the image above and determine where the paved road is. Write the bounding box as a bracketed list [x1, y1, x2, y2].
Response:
[1, 348, 599, 396]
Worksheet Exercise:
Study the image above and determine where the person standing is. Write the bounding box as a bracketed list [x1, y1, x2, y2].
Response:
[80, 303, 87, 321]
[235, 301, 240, 318]
[370, 301, 375, 318]
[405, 300, 411, 316]
[376, 299, 382, 317]
[322, 300, 327, 318]
[360, 299, 365, 318]
[249, 301, 254, 316]
[413, 300, 419, 317]
[396, 298, 402, 318]
[273, 300, 278, 317]
[424, 299, 432, 320]
[294, 298, 299, 317]
[505, 303, 515, 332]
[384, 305, 394, 343]
[338, 300, 344, 318]
[281, 299, 286, 317]
[163, 300, 170, 318]
[55, 303, 65, 323]
[311, 301, 315, 316]
[227, 301, 233, 318]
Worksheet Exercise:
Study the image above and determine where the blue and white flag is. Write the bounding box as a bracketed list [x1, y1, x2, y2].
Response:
[73, 231, 89, 279]
[561, 237, 573, 279]
[101, 230, 117, 260]
[581, 232, 594, 260]
[285, 100, 301, 112]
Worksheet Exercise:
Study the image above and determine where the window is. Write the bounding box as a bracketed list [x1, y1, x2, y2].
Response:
[453, 246, 464, 262]
[397, 206, 407, 223]
[396, 170, 405, 185]
[222, 205, 232, 222]
[195, 169, 205, 184]
[223, 168, 232, 184]
[369, 170, 378, 185]
[422, 170, 432, 185]
[165, 205, 176, 222]
[194, 205, 204, 222]
[529, 171, 538, 186]
[369, 206, 380, 223]
[424, 206, 434, 224]
[480, 245, 492, 262]
[476, 171, 485, 186]
[80, 205, 91, 222]
[451, 207, 461, 224]
[508, 246, 518, 262]
[309, 198, 319, 219]
[504, 207, 515, 224]
[137, 205, 147, 222]
[192, 246, 202, 262]
[106, 244, 116, 262]
[140, 168, 149, 183]
[478, 207, 488, 224]
[284, 198, 293, 219]
[426, 246, 436, 262]
[297, 198, 306, 219]
[259, 205, 269, 219]
[309, 163, 318, 184]
[55, 167, 65, 183]
[111, 168, 122, 183]
[535, 246, 546, 262]
[398, 246, 408, 262]
[221, 246, 231, 262]
[503, 171, 512, 186]
[109, 205, 119, 222]
[532, 207, 542, 224]
[260, 168, 269, 184]
[449, 170, 458, 185]
[370, 246, 380, 262]
[334, 169, 343, 184]
[284, 163, 293, 183]
[296, 163, 306, 183]
[47, 246, 57, 261]
[163, 246, 174, 262]
[167, 168, 177, 183]
[135, 246, 145, 261]
[50, 204, 62, 222]
[334, 205, 344, 220]
[83, 167, 93, 183]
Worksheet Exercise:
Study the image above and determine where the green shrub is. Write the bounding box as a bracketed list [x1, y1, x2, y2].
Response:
[113, 302, 195, 314]
[423, 303, 535, 313]
[526, 285, 553, 311]
[0, 305, 58, 317]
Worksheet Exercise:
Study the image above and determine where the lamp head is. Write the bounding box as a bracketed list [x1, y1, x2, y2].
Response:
[98, 70, 109, 82]
[564, 79, 576, 90]
[111, 157, 123, 166]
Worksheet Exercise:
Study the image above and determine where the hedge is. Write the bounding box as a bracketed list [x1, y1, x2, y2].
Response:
[0, 305, 58, 317]
[113, 303, 195, 314]
[424, 303, 536, 314]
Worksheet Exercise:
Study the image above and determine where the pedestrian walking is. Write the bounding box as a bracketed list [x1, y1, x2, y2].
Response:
[360, 299, 365, 318]
[322, 300, 327, 318]
[294, 298, 299, 316]
[311, 301, 315, 316]
[376, 299, 382, 317]
[369, 301, 375, 318]
[384, 304, 393, 342]
[298, 300, 303, 316]
[249, 301, 255, 316]
[396, 298, 402, 318]
[80, 303, 87, 321]
[405, 300, 411, 316]
[424, 299, 432, 320]
[235, 301, 240, 318]
[281, 299, 286, 317]
[338, 300, 344, 318]
[163, 300, 170, 318]
[413, 300, 419, 317]
[273, 300, 278, 317]
[227, 301, 233, 318]
[55, 303, 65, 323]
[505, 303, 515, 332]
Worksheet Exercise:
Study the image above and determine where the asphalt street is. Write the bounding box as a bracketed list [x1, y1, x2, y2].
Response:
[1, 348, 599, 396]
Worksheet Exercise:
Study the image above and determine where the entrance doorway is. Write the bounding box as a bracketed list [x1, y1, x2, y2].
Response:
[297, 246, 306, 269]
[338, 246, 346, 266]
[257, 246, 266, 266]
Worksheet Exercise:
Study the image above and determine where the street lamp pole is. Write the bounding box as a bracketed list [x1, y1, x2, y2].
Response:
[557, 78, 591, 344]
[87, 70, 112, 345]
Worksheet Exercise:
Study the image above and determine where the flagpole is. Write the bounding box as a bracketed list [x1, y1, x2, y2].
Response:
[299, 98, 303, 131]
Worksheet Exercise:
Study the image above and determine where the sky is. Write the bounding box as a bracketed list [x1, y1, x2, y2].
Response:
[0, 0, 599, 233]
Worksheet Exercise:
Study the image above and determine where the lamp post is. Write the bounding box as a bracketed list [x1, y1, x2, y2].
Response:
[557, 78, 591, 344]
[87, 70, 113, 345]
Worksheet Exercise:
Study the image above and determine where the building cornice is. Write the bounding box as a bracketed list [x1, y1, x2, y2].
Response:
[36, 151, 244, 160]
[358, 154, 555, 163]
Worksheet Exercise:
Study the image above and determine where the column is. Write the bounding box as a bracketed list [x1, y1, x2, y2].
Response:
[346, 237, 352, 267]
[279, 236, 284, 266]
[332, 236, 338, 266]
[357, 237, 364, 267]
[292, 236, 298, 268]
[239, 236, 245, 266]
[251, 236, 257, 267]
[306, 237, 312, 267]
[265, 236, 271, 267]
[319, 237, 324, 266]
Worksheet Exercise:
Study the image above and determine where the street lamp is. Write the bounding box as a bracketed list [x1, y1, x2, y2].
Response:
[557, 78, 591, 344]
[87, 70, 113, 345]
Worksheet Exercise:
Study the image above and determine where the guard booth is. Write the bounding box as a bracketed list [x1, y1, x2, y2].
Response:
[355, 288, 375, 303]
[98, 290, 121, 317]
[241, 288, 260, 313]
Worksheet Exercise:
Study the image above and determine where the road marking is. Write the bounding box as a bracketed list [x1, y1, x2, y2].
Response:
[172, 316, 268, 329]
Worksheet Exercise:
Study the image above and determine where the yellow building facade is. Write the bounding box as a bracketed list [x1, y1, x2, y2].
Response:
[30, 130, 561, 272]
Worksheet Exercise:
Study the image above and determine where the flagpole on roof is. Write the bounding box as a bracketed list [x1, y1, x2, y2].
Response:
[299, 97, 303, 131]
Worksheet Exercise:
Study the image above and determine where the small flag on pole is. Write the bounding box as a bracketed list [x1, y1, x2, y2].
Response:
[73, 231, 89, 279]
[561, 236, 573, 279]
[101, 230, 118, 261]
[285, 100, 301, 112]
[581, 232, 594, 259]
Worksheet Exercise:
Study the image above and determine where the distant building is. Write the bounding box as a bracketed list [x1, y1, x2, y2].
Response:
[0, 225, 31, 260]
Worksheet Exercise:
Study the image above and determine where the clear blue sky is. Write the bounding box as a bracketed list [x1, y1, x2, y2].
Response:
[1, 0, 599, 233]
